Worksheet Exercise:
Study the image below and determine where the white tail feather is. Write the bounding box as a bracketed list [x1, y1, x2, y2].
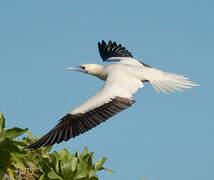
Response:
[144, 68, 199, 94]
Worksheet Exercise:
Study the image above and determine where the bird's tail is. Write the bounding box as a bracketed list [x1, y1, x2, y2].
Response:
[143, 68, 199, 94]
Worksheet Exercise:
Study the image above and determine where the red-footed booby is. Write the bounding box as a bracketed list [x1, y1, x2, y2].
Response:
[27, 40, 198, 149]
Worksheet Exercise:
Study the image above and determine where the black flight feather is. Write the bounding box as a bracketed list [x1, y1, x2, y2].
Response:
[27, 97, 135, 149]
[98, 40, 133, 61]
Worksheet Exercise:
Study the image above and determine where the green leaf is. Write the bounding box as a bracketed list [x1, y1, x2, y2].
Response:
[101, 167, 114, 174]
[0, 113, 5, 133]
[94, 157, 107, 171]
[71, 157, 78, 171]
[80, 147, 88, 158]
[51, 152, 61, 174]
[38, 159, 51, 173]
[59, 149, 70, 158]
[47, 169, 63, 180]
[87, 155, 93, 170]
[7, 168, 17, 180]
[0, 137, 26, 170]
[75, 154, 92, 178]
[3, 127, 28, 139]
[10, 153, 28, 170]
[75, 158, 89, 179]
[39, 174, 46, 180]
[61, 158, 74, 179]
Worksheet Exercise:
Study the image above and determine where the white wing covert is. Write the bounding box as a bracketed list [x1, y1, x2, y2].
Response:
[71, 67, 143, 114]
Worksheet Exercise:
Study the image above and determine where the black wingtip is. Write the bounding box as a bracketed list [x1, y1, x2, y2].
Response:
[98, 40, 133, 61]
[25, 114, 75, 149]
[26, 96, 136, 149]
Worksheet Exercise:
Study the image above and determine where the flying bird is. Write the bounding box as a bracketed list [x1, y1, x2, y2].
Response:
[27, 40, 198, 149]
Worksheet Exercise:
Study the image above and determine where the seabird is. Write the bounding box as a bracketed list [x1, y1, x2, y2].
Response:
[27, 40, 198, 149]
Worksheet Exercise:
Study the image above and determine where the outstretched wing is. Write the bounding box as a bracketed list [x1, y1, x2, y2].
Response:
[27, 68, 143, 149]
[98, 40, 133, 61]
[98, 40, 152, 68]
[27, 97, 134, 149]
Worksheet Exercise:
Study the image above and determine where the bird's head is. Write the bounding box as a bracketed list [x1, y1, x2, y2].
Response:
[65, 64, 88, 73]
[66, 64, 105, 79]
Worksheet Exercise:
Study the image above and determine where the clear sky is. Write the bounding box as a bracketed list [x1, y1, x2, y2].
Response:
[0, 1, 213, 180]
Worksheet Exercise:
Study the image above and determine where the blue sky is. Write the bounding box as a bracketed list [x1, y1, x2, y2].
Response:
[0, 1, 213, 180]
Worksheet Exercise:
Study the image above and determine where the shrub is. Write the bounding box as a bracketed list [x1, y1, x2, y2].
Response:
[0, 113, 112, 180]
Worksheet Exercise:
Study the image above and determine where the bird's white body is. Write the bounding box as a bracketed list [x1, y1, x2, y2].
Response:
[71, 57, 197, 114]
[28, 40, 198, 149]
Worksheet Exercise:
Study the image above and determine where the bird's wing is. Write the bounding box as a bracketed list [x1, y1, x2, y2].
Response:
[27, 68, 143, 149]
[98, 40, 152, 67]
[98, 40, 133, 61]
[141, 67, 199, 94]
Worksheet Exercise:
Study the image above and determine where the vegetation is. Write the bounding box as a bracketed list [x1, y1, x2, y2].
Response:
[0, 112, 113, 180]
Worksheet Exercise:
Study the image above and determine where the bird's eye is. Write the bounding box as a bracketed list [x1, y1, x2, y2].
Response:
[79, 65, 87, 73]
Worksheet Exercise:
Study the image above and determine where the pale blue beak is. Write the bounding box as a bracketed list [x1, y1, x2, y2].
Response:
[65, 66, 83, 72]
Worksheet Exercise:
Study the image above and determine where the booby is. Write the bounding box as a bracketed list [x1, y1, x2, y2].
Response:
[27, 40, 198, 149]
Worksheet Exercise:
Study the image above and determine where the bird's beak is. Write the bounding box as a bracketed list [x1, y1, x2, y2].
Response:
[65, 66, 87, 73]
[65, 66, 83, 72]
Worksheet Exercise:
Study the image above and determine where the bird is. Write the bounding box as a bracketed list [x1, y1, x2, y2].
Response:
[27, 40, 198, 149]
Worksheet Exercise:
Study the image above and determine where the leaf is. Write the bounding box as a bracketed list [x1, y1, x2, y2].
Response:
[80, 147, 88, 158]
[10, 153, 28, 169]
[47, 169, 63, 180]
[61, 158, 74, 179]
[0, 137, 26, 171]
[87, 155, 93, 170]
[3, 127, 28, 139]
[101, 167, 114, 174]
[75, 158, 89, 179]
[59, 149, 70, 158]
[51, 152, 61, 174]
[38, 160, 51, 173]
[94, 157, 107, 171]
[0, 137, 26, 155]
[39, 174, 46, 180]
[75, 155, 92, 179]
[72, 157, 78, 171]
[7, 168, 17, 180]
[0, 113, 5, 132]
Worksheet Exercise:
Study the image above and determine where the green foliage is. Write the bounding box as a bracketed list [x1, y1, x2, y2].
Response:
[39, 147, 113, 180]
[0, 113, 28, 180]
[0, 113, 112, 180]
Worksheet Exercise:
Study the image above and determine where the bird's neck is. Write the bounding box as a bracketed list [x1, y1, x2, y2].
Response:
[89, 65, 106, 81]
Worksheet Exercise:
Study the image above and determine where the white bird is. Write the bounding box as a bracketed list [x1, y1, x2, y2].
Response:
[27, 40, 198, 149]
